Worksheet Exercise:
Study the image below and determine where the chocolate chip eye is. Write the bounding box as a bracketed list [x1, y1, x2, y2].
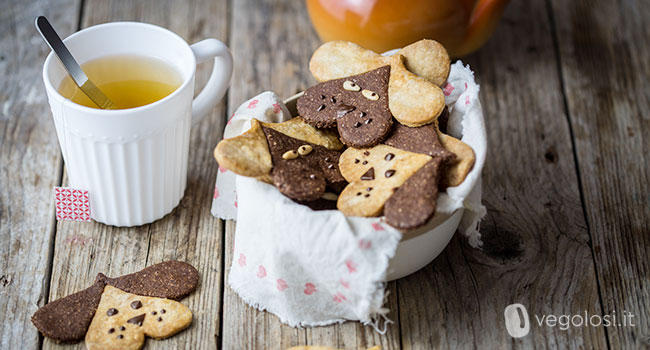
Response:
[343, 80, 361, 91]
[362, 89, 379, 100]
[298, 145, 313, 156]
[282, 150, 298, 160]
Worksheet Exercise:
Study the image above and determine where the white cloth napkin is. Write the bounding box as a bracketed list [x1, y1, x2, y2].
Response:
[439, 61, 487, 247]
[211, 61, 487, 327]
[211, 91, 291, 220]
[231, 175, 402, 327]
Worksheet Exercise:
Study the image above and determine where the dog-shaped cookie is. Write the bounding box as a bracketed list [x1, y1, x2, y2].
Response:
[215, 117, 347, 201]
[309, 40, 450, 127]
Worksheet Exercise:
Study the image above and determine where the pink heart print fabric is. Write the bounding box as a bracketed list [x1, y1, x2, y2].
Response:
[229, 175, 402, 328]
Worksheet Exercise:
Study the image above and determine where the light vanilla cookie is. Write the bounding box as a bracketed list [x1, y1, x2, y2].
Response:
[309, 41, 389, 82]
[387, 54, 446, 127]
[337, 145, 432, 217]
[214, 117, 343, 178]
[214, 119, 272, 177]
[309, 40, 449, 126]
[397, 39, 450, 86]
[437, 131, 476, 187]
[85, 285, 192, 350]
[310, 39, 450, 86]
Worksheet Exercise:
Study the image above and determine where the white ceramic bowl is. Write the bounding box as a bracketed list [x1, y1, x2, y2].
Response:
[283, 93, 474, 281]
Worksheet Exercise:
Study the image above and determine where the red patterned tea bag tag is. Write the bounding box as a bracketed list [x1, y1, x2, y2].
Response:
[54, 187, 92, 222]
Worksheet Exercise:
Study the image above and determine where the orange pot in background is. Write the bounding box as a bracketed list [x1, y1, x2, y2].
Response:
[306, 0, 509, 57]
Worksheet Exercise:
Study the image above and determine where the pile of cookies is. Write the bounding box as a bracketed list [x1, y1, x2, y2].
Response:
[215, 39, 475, 230]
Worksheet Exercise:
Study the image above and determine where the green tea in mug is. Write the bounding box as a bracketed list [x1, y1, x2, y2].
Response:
[58, 55, 182, 109]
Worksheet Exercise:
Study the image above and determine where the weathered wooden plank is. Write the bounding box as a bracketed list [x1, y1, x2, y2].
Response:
[304, 283, 400, 350]
[0, 1, 80, 349]
[223, 221, 307, 349]
[549, 0, 650, 348]
[397, 0, 608, 348]
[221, 0, 400, 349]
[42, 1, 228, 349]
[220, 1, 311, 347]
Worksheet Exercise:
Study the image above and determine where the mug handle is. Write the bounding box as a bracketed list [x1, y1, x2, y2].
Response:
[190, 39, 233, 124]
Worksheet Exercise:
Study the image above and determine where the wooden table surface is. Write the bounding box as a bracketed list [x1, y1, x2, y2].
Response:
[1, 0, 648, 349]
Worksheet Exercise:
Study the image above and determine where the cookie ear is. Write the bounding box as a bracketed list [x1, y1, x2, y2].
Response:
[384, 158, 443, 230]
[214, 119, 273, 177]
[397, 39, 451, 86]
[309, 41, 388, 82]
[437, 131, 476, 187]
[31, 280, 106, 341]
[384, 120, 456, 162]
[103, 261, 199, 300]
[388, 54, 446, 127]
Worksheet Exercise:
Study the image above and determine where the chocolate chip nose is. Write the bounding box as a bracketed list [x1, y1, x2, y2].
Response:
[336, 104, 356, 118]
[127, 314, 146, 327]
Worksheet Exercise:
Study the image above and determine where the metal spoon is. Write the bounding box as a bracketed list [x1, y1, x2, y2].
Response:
[35, 16, 115, 109]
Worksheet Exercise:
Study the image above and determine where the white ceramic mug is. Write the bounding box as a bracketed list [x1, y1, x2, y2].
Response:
[43, 22, 233, 226]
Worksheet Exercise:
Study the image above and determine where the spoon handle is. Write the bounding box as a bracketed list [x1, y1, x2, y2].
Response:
[35, 16, 114, 109]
